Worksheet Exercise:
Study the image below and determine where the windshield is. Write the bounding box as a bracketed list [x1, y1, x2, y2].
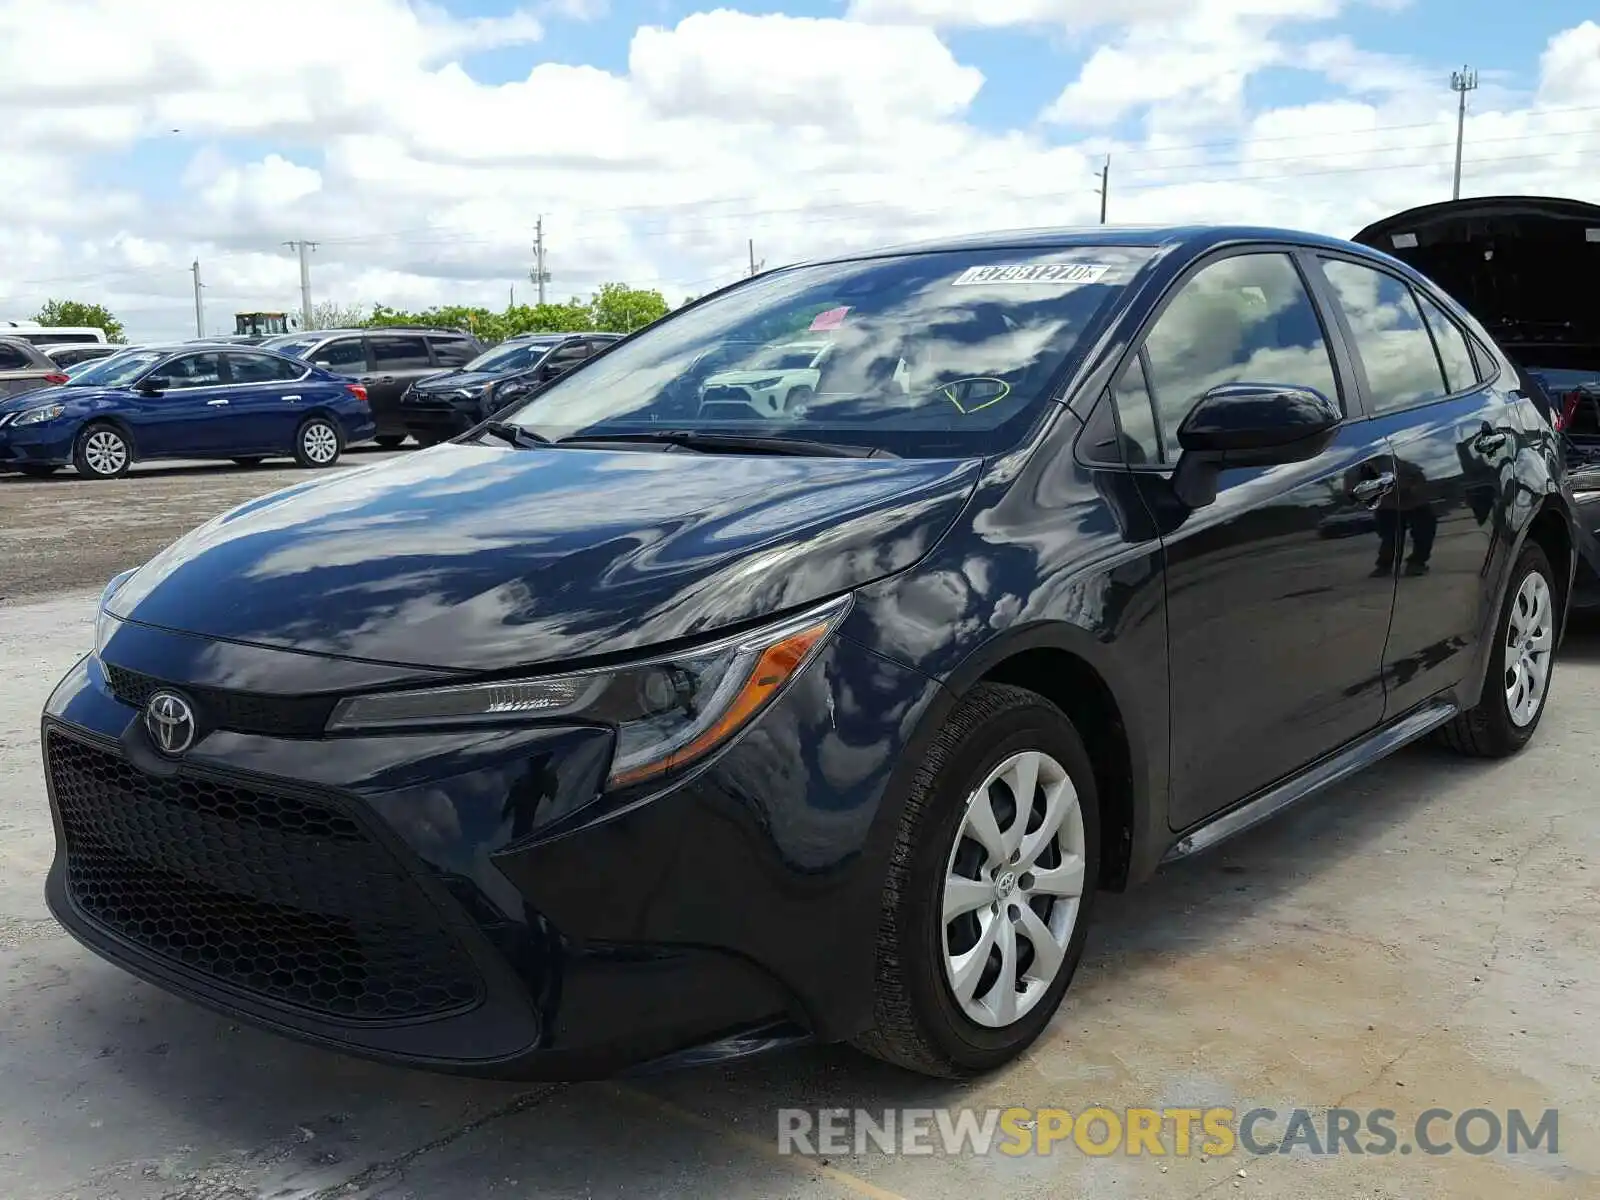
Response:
[65, 350, 164, 387]
[265, 337, 320, 360]
[465, 340, 558, 373]
[500, 246, 1153, 457]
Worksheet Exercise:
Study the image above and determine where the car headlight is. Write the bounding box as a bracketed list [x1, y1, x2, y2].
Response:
[326, 594, 851, 788]
[14, 404, 65, 426]
[748, 376, 785, 391]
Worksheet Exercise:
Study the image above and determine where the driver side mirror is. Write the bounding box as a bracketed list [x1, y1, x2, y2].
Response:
[1171, 383, 1340, 509]
[137, 380, 164, 396]
[313, 360, 333, 370]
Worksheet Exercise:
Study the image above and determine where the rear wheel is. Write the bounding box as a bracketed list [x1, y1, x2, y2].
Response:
[1439, 542, 1558, 757]
[412, 431, 442, 448]
[293, 417, 343, 469]
[72, 423, 131, 480]
[855, 683, 1099, 1077]
[374, 434, 406, 450]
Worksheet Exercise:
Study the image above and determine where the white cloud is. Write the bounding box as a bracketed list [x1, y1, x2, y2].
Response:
[0, 0, 1595, 340]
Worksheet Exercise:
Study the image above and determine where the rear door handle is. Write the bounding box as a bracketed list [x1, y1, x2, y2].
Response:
[206, 398, 229, 406]
[1351, 472, 1396, 506]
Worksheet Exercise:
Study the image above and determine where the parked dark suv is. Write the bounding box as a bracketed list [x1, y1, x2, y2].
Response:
[263, 328, 482, 447]
[399, 333, 621, 444]
[43, 226, 1575, 1082]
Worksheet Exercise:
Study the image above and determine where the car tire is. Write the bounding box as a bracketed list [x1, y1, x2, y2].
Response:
[854, 683, 1100, 1078]
[785, 384, 814, 413]
[374, 435, 406, 450]
[293, 417, 343, 469]
[72, 423, 132, 480]
[1439, 542, 1558, 758]
[231, 457, 264, 468]
[17, 465, 59, 478]
[413, 432, 442, 448]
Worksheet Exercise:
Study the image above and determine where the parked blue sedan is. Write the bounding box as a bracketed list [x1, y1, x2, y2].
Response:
[0, 343, 376, 480]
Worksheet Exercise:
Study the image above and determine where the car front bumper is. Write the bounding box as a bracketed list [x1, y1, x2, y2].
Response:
[0, 418, 77, 467]
[41, 613, 940, 1077]
[400, 391, 480, 439]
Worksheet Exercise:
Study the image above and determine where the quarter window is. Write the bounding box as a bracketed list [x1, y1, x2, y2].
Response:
[315, 339, 368, 371]
[428, 337, 476, 367]
[1110, 353, 1161, 464]
[1413, 292, 1479, 394]
[0, 343, 30, 371]
[1319, 258, 1448, 413]
[1136, 252, 1339, 463]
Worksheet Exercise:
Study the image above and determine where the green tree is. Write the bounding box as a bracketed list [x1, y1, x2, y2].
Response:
[35, 298, 126, 343]
[589, 282, 669, 333]
[503, 300, 593, 336]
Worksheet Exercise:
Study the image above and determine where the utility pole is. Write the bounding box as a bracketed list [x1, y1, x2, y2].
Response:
[747, 239, 764, 277]
[284, 240, 316, 329]
[531, 217, 549, 305]
[1094, 155, 1110, 224]
[190, 259, 204, 338]
[1450, 67, 1478, 201]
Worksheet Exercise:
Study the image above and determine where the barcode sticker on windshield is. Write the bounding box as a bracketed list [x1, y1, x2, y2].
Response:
[951, 263, 1113, 287]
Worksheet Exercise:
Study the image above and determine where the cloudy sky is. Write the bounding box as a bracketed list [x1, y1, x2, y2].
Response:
[1, 0, 1596, 341]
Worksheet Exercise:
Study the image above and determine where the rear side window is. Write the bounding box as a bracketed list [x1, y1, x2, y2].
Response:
[371, 336, 431, 369]
[1413, 292, 1479, 394]
[428, 337, 476, 367]
[547, 341, 593, 366]
[1319, 258, 1448, 413]
[315, 339, 368, 371]
[227, 353, 304, 383]
[1138, 251, 1339, 463]
[0, 343, 31, 370]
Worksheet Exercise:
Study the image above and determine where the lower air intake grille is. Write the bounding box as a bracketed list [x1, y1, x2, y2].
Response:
[47, 731, 482, 1022]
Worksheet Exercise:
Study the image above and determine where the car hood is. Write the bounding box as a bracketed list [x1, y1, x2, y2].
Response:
[0, 384, 79, 411]
[704, 369, 815, 386]
[107, 442, 983, 672]
[412, 370, 506, 393]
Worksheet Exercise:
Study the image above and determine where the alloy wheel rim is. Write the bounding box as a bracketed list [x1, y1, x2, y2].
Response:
[941, 749, 1086, 1029]
[1504, 571, 1554, 727]
[84, 430, 127, 476]
[303, 423, 338, 464]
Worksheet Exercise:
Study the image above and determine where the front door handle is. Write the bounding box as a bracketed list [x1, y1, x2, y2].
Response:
[1351, 472, 1396, 507]
[206, 398, 229, 406]
[281, 394, 301, 402]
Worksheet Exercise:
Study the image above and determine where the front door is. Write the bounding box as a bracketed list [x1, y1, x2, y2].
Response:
[1314, 254, 1521, 715]
[130, 351, 234, 457]
[1107, 249, 1398, 830]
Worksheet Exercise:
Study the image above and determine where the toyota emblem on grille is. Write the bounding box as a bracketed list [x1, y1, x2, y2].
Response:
[144, 690, 197, 756]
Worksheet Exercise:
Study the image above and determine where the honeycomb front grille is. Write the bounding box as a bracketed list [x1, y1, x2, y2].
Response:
[48, 731, 482, 1022]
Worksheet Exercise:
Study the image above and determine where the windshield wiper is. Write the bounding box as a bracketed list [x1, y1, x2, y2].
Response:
[559, 430, 895, 459]
[475, 420, 552, 449]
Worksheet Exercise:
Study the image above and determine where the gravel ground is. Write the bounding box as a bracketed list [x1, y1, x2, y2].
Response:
[1, 458, 1596, 1199]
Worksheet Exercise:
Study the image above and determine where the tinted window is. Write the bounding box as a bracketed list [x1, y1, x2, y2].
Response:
[371, 336, 431, 369]
[227, 352, 304, 383]
[500, 246, 1156, 458]
[0, 343, 31, 371]
[428, 337, 476, 367]
[144, 352, 224, 390]
[268, 337, 321, 359]
[1141, 252, 1339, 462]
[1320, 258, 1448, 413]
[546, 341, 593, 365]
[1413, 292, 1478, 394]
[315, 338, 368, 371]
[465, 340, 558, 373]
[1110, 353, 1161, 464]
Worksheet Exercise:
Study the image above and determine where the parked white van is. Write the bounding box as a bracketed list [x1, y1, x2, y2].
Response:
[0, 320, 106, 345]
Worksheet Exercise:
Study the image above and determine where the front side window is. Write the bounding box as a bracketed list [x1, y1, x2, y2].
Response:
[1138, 252, 1340, 462]
[143, 352, 224, 390]
[500, 247, 1155, 458]
[1320, 258, 1449, 413]
[315, 338, 368, 371]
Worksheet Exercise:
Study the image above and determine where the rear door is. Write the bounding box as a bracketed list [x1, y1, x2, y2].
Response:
[1104, 248, 1397, 830]
[220, 352, 312, 452]
[1313, 253, 1522, 716]
[366, 335, 435, 436]
[129, 351, 233, 457]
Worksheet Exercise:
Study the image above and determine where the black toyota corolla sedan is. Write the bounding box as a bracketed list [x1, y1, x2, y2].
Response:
[42, 225, 1576, 1080]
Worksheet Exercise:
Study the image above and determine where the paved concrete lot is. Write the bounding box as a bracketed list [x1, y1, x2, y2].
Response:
[1, 460, 1596, 1199]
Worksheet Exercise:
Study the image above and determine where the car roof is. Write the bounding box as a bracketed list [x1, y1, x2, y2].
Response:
[274, 327, 477, 339]
[805, 223, 1372, 264]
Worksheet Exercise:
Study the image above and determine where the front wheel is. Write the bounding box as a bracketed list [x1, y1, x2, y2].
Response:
[293, 417, 343, 469]
[855, 683, 1099, 1078]
[374, 435, 406, 450]
[1439, 542, 1558, 757]
[72, 423, 132, 479]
